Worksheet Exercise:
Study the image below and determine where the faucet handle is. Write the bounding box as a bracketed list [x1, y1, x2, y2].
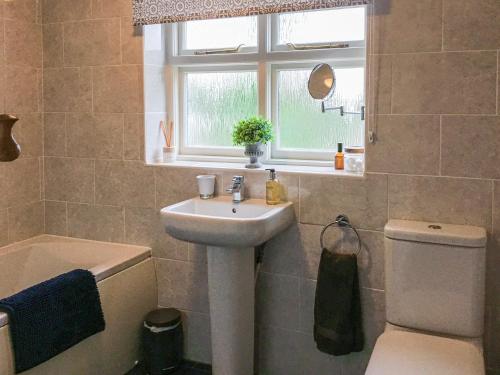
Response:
[232, 175, 244, 183]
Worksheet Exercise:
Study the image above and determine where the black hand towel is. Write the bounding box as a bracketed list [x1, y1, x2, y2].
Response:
[0, 269, 106, 373]
[314, 249, 364, 356]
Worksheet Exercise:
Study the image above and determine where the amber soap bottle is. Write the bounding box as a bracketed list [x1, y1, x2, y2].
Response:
[335, 143, 344, 170]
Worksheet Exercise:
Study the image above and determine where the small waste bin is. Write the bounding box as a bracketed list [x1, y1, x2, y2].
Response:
[142, 308, 183, 375]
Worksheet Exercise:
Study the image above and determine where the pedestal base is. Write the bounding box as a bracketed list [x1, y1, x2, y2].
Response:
[207, 246, 255, 375]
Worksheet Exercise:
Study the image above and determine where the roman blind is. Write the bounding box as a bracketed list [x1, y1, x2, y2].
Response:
[133, 0, 370, 25]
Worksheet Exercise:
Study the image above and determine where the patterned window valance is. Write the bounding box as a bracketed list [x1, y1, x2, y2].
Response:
[133, 0, 371, 26]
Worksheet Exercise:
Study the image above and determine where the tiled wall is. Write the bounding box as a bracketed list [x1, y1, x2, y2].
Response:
[38, 0, 500, 374]
[0, 1, 44, 247]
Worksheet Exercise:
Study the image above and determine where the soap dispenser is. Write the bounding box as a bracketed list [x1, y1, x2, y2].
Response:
[265, 169, 281, 205]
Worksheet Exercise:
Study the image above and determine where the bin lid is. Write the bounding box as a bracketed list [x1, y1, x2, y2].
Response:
[145, 308, 182, 328]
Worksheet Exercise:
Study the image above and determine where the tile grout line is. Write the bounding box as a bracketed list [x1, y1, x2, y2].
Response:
[496, 50, 499, 116]
[65, 201, 69, 236]
[441, 0, 445, 52]
[439, 115, 442, 176]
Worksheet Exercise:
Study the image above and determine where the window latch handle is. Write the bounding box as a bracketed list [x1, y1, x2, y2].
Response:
[286, 42, 349, 51]
[194, 44, 245, 56]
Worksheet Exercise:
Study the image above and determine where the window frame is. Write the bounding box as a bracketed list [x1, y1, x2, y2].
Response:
[178, 65, 259, 157]
[165, 8, 367, 166]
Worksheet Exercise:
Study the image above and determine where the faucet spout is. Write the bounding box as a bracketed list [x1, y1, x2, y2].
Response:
[226, 176, 245, 203]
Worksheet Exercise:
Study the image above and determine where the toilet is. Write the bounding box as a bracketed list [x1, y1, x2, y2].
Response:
[365, 219, 487, 375]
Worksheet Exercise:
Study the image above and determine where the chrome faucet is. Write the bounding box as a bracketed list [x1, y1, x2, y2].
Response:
[226, 176, 245, 203]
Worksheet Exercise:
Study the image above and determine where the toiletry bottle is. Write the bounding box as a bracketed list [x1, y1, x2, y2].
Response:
[266, 169, 281, 205]
[335, 143, 344, 170]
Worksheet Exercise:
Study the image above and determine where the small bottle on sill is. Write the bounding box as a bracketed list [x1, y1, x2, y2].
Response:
[335, 143, 344, 170]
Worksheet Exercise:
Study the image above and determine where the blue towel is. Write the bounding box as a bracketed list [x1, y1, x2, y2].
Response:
[0, 269, 106, 373]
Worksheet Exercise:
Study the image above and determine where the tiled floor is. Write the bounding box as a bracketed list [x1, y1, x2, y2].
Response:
[126, 361, 211, 375]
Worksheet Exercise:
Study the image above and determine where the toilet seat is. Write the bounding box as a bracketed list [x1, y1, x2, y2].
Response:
[365, 330, 484, 375]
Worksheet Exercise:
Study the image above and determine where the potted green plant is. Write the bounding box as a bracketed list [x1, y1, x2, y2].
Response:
[232, 116, 273, 168]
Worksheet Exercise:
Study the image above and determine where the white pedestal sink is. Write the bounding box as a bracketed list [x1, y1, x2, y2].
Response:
[161, 196, 295, 375]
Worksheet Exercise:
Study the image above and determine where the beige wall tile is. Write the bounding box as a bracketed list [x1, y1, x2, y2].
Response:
[297, 333, 343, 374]
[368, 54, 392, 115]
[121, 17, 143, 65]
[44, 157, 94, 203]
[44, 200, 67, 236]
[498, 52, 500, 115]
[389, 175, 492, 228]
[155, 167, 223, 209]
[373, 0, 442, 53]
[487, 235, 500, 308]
[12, 113, 43, 158]
[392, 51, 497, 114]
[0, 20, 4, 62]
[0, 65, 4, 114]
[188, 243, 206, 263]
[124, 206, 156, 247]
[0, 158, 40, 210]
[124, 114, 144, 160]
[0, 210, 8, 247]
[486, 306, 500, 369]
[42, 0, 91, 23]
[64, 19, 121, 67]
[442, 116, 500, 179]
[4, 0, 38, 23]
[298, 224, 334, 280]
[125, 204, 186, 260]
[257, 326, 301, 375]
[93, 65, 143, 113]
[256, 272, 300, 330]
[8, 201, 44, 242]
[94, 113, 124, 159]
[489, 183, 500, 307]
[443, 0, 500, 51]
[66, 113, 123, 159]
[5, 65, 39, 113]
[42, 23, 64, 67]
[260, 223, 302, 277]
[299, 278, 316, 334]
[359, 288, 386, 350]
[300, 173, 388, 231]
[91, 0, 132, 18]
[44, 112, 66, 156]
[156, 258, 209, 313]
[155, 234, 190, 261]
[67, 203, 124, 242]
[366, 115, 440, 175]
[180, 310, 212, 364]
[5, 19, 42, 68]
[95, 160, 155, 208]
[43, 67, 92, 112]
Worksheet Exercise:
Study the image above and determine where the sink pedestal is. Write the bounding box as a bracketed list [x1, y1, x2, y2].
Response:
[207, 246, 255, 375]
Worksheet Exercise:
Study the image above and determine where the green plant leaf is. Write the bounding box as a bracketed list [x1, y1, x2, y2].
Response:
[232, 116, 274, 146]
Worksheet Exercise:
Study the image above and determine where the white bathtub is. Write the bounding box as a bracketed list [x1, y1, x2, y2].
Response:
[0, 235, 158, 375]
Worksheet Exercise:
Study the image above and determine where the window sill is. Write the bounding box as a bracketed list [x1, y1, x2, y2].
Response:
[148, 159, 364, 177]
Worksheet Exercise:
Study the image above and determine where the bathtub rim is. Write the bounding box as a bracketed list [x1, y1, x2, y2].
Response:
[0, 235, 152, 328]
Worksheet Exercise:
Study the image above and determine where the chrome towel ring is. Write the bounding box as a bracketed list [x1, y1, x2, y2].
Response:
[320, 214, 362, 256]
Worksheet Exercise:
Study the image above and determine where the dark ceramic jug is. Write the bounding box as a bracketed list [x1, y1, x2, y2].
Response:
[0, 114, 20, 162]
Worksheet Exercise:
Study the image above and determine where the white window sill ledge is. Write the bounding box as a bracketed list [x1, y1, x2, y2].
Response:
[148, 159, 365, 177]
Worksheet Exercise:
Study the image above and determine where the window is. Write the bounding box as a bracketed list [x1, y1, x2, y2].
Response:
[166, 8, 367, 164]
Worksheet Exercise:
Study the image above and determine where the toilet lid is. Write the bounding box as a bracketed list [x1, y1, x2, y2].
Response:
[365, 330, 484, 375]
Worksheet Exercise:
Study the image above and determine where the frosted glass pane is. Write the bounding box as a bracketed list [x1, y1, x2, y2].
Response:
[278, 8, 365, 44]
[185, 71, 258, 147]
[184, 16, 257, 50]
[277, 67, 365, 151]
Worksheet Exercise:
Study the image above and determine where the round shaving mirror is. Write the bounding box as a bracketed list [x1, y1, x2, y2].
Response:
[308, 63, 336, 100]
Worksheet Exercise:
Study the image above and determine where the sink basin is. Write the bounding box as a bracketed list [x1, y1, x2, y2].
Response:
[161, 196, 295, 248]
[161, 195, 295, 375]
